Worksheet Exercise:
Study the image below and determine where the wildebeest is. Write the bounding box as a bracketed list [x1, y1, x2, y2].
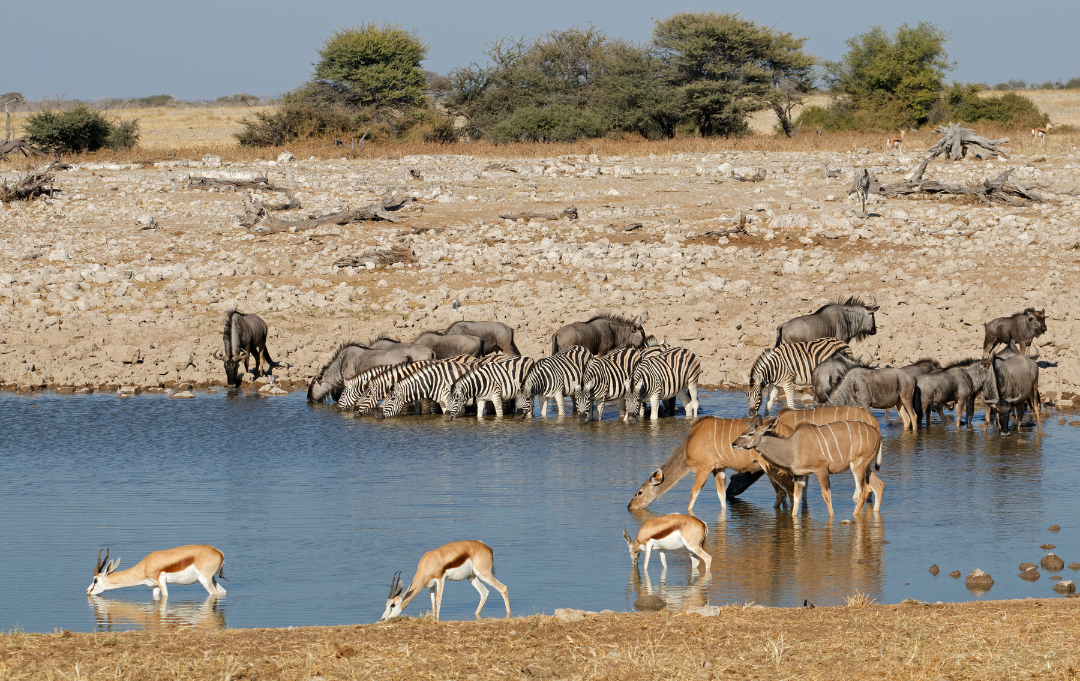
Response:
[982, 344, 1042, 433]
[811, 354, 872, 403]
[365, 337, 436, 361]
[552, 312, 648, 356]
[983, 308, 1047, 357]
[446, 321, 520, 356]
[826, 366, 917, 430]
[775, 296, 879, 346]
[215, 309, 274, 388]
[913, 359, 990, 427]
[413, 331, 484, 359]
[306, 343, 413, 403]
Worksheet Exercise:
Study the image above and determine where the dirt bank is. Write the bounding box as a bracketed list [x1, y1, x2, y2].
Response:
[3, 598, 1078, 680]
[2, 136, 1079, 406]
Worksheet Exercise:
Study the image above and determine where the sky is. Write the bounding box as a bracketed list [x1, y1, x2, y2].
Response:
[1, 0, 1077, 102]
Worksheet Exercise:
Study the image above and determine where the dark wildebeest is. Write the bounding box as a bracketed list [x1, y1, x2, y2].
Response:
[811, 353, 873, 403]
[982, 344, 1042, 433]
[366, 337, 436, 361]
[983, 308, 1047, 357]
[215, 309, 274, 388]
[913, 359, 991, 427]
[414, 331, 484, 359]
[827, 366, 917, 430]
[445, 321, 520, 356]
[878, 358, 940, 420]
[775, 296, 879, 346]
[306, 343, 413, 403]
[552, 312, 648, 356]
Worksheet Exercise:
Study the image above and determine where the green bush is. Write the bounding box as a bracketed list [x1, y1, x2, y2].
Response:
[945, 84, 1047, 128]
[25, 106, 117, 153]
[106, 119, 140, 150]
[235, 103, 355, 146]
[488, 105, 604, 143]
[131, 94, 173, 108]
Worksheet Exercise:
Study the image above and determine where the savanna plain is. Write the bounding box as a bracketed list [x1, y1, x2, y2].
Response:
[2, 94, 1080, 679]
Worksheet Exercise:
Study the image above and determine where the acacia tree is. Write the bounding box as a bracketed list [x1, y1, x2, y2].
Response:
[653, 12, 815, 137]
[825, 22, 953, 126]
[310, 23, 429, 110]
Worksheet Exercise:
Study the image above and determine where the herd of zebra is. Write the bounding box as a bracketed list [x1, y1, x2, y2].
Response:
[305, 313, 703, 422]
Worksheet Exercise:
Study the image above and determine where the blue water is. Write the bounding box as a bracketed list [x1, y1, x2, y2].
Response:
[1, 389, 1075, 632]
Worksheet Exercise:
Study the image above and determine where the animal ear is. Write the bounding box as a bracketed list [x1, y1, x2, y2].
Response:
[623, 528, 633, 545]
[107, 558, 120, 574]
[649, 469, 664, 485]
[750, 414, 763, 427]
[765, 417, 780, 432]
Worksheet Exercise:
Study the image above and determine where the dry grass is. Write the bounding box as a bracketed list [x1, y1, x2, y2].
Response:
[2, 598, 1078, 680]
[844, 591, 877, 609]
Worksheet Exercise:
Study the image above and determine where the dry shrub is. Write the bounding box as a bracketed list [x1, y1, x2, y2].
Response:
[845, 591, 877, 608]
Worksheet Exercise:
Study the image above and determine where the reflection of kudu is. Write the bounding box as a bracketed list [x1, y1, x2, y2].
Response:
[86, 546, 227, 600]
[734, 415, 883, 518]
[623, 514, 712, 572]
[381, 541, 510, 621]
[89, 595, 226, 631]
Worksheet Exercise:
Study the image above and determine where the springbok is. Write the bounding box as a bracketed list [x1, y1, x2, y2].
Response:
[885, 129, 906, 154]
[86, 546, 226, 600]
[623, 514, 711, 573]
[733, 415, 883, 518]
[381, 541, 510, 622]
[1032, 121, 1053, 144]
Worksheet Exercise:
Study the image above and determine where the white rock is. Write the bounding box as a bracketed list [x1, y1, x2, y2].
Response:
[171, 390, 195, 399]
[689, 605, 722, 617]
[202, 154, 222, 168]
[136, 214, 159, 230]
[47, 248, 70, 261]
[277, 151, 296, 163]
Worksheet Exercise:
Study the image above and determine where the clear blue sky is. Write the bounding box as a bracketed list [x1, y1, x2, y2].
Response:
[2, 0, 1077, 101]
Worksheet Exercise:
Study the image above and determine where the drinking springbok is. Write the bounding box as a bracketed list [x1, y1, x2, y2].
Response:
[215, 309, 275, 387]
[733, 415, 884, 518]
[628, 416, 796, 512]
[86, 546, 227, 600]
[623, 514, 711, 573]
[381, 541, 510, 621]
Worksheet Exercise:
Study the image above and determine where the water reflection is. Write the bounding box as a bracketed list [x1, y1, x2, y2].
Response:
[628, 566, 712, 611]
[89, 595, 226, 631]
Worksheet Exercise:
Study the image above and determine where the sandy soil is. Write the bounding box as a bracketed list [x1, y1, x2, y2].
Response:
[3, 597, 1079, 680]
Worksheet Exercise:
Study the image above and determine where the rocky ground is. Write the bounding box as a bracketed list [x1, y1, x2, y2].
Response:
[2, 137, 1079, 406]
[3, 598, 1079, 680]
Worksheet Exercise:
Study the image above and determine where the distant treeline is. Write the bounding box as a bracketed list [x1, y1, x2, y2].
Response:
[0, 92, 279, 113]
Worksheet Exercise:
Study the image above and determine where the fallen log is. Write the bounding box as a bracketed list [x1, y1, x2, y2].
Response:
[0, 136, 47, 160]
[1, 163, 58, 202]
[188, 175, 284, 191]
[238, 189, 301, 228]
[858, 167, 1043, 206]
[499, 206, 578, 221]
[250, 198, 409, 235]
[333, 243, 417, 268]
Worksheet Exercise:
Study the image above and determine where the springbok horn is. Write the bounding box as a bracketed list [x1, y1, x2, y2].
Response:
[388, 571, 402, 599]
[94, 548, 104, 575]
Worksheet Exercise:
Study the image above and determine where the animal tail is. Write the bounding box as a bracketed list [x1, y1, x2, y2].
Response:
[217, 563, 229, 581]
[551, 333, 559, 356]
[875, 440, 882, 471]
[774, 326, 783, 348]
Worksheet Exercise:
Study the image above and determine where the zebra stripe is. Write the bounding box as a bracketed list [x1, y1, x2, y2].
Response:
[747, 337, 852, 415]
[350, 358, 469, 414]
[576, 347, 640, 420]
[381, 359, 479, 417]
[338, 362, 408, 411]
[518, 345, 594, 418]
[447, 356, 536, 419]
[624, 347, 702, 421]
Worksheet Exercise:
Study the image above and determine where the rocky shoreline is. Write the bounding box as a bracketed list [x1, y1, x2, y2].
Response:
[2, 146, 1078, 408]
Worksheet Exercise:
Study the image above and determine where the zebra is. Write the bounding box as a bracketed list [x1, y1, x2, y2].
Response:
[516, 345, 594, 418]
[338, 362, 411, 411]
[348, 358, 452, 414]
[446, 356, 536, 420]
[381, 360, 479, 417]
[575, 347, 641, 420]
[624, 347, 702, 422]
[746, 337, 852, 416]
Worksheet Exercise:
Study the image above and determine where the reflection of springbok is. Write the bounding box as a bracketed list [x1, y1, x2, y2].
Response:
[734, 416, 883, 518]
[628, 564, 712, 611]
[89, 595, 226, 631]
[86, 546, 227, 600]
[623, 514, 712, 573]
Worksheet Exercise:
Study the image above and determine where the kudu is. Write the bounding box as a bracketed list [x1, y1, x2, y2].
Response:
[733, 415, 884, 518]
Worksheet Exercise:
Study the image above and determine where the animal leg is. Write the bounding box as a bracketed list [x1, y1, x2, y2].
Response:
[642, 545, 652, 572]
[555, 390, 566, 417]
[870, 471, 885, 512]
[685, 538, 712, 572]
[539, 397, 548, 418]
[791, 476, 807, 517]
[765, 385, 780, 414]
[156, 574, 169, 600]
[493, 391, 504, 417]
[468, 575, 489, 618]
[816, 472, 834, 518]
[477, 572, 511, 618]
[649, 395, 660, 421]
[197, 572, 217, 597]
[435, 579, 446, 621]
[688, 469, 713, 512]
[687, 382, 700, 418]
[659, 550, 667, 569]
[782, 381, 797, 411]
[596, 399, 606, 421]
[429, 585, 438, 620]
[851, 465, 869, 514]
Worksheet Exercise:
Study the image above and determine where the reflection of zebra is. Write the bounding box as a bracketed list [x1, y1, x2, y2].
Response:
[381, 360, 478, 417]
[517, 345, 594, 417]
[625, 348, 702, 421]
[354, 360, 464, 412]
[746, 337, 852, 415]
[446, 356, 535, 419]
[338, 362, 410, 411]
[576, 347, 640, 420]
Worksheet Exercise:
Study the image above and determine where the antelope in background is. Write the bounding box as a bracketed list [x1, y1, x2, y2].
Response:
[87, 546, 227, 600]
[885, 129, 906, 154]
[1032, 121, 1053, 144]
[733, 416, 883, 518]
[623, 514, 712, 573]
[381, 541, 510, 621]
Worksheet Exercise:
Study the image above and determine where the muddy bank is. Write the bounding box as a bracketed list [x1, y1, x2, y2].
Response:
[2, 598, 1078, 680]
[1, 146, 1078, 405]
